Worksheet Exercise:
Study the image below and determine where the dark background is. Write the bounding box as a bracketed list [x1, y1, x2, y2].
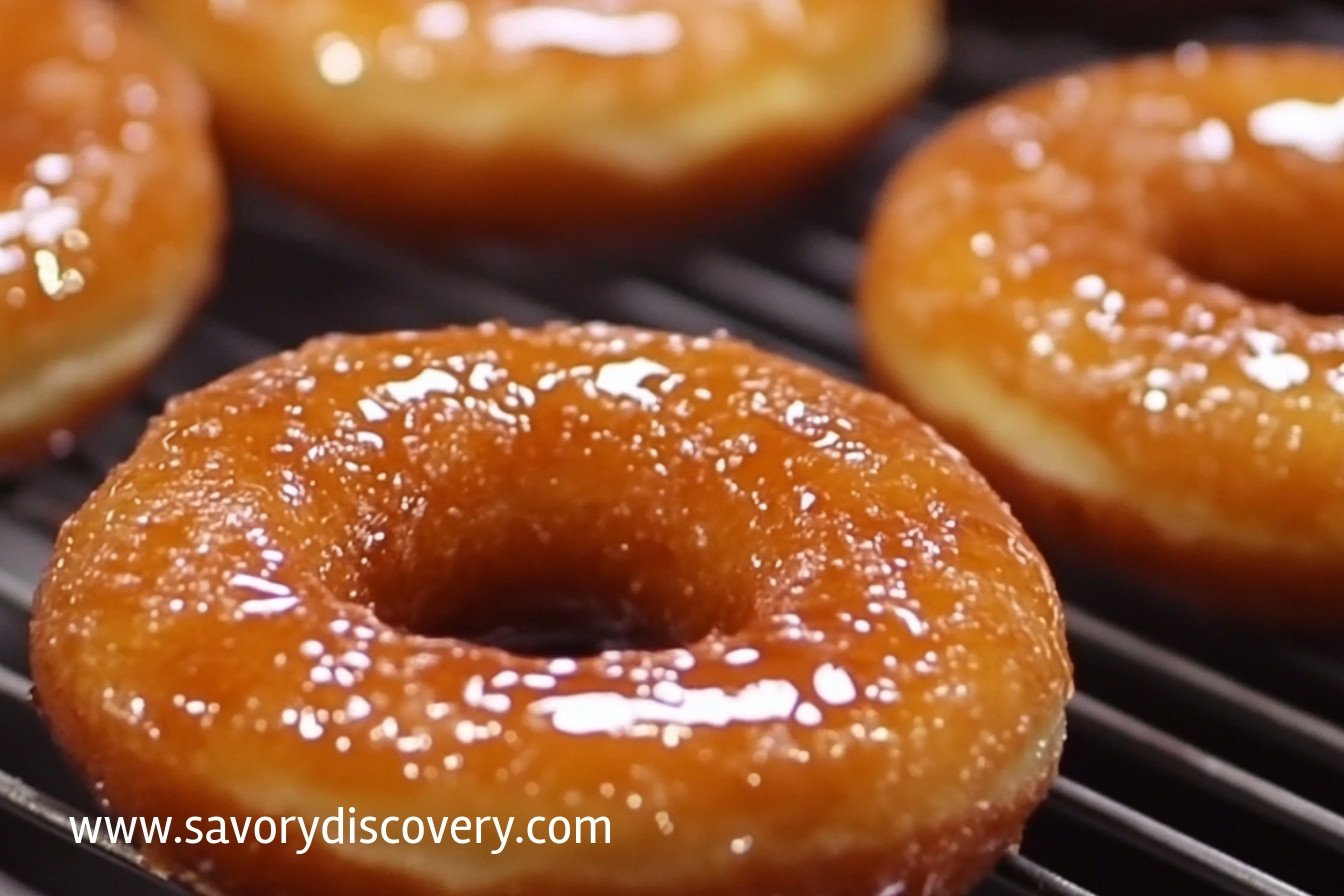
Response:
[2, 1, 1343, 894]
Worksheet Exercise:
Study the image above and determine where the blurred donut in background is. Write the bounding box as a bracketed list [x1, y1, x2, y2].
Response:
[861, 46, 1344, 624]
[0, 0, 223, 473]
[130, 0, 944, 242]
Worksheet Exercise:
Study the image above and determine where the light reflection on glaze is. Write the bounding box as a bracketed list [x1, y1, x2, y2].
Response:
[313, 31, 365, 86]
[415, 2, 469, 41]
[811, 662, 857, 706]
[236, 595, 301, 616]
[383, 367, 462, 402]
[1248, 96, 1344, 163]
[590, 357, 671, 407]
[0, 175, 89, 300]
[313, 3, 689, 85]
[1239, 328, 1311, 392]
[487, 8, 683, 58]
[1180, 117, 1234, 163]
[531, 678, 801, 736]
[294, 0, 834, 87]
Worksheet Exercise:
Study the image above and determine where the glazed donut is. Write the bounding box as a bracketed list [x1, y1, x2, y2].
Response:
[32, 323, 1070, 896]
[860, 45, 1344, 623]
[127, 0, 943, 240]
[0, 0, 222, 472]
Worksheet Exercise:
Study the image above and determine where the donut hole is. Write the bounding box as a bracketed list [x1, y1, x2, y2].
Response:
[360, 509, 755, 659]
[1161, 184, 1344, 314]
[1171, 236, 1343, 314]
[419, 584, 692, 658]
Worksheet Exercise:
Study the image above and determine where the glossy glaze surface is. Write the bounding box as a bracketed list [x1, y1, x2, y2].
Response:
[861, 46, 1344, 621]
[32, 323, 1070, 896]
[0, 0, 223, 471]
[130, 0, 942, 239]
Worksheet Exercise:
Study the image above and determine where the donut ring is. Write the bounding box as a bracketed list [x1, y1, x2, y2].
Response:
[32, 324, 1070, 896]
[860, 46, 1344, 623]
[0, 0, 223, 472]
[127, 0, 943, 240]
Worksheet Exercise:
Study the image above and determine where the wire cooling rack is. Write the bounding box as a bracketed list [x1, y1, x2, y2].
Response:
[1, 1, 1343, 893]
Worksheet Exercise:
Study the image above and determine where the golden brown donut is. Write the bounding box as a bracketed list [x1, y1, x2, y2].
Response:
[0, 0, 223, 472]
[128, 0, 943, 240]
[32, 323, 1070, 896]
[860, 45, 1344, 623]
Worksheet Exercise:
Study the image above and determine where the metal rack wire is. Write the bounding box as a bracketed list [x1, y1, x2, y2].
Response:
[2, 2, 1343, 894]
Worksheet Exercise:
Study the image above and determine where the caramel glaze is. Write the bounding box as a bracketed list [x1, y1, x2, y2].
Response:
[861, 45, 1344, 624]
[32, 324, 1070, 896]
[0, 0, 223, 472]
[128, 0, 942, 241]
